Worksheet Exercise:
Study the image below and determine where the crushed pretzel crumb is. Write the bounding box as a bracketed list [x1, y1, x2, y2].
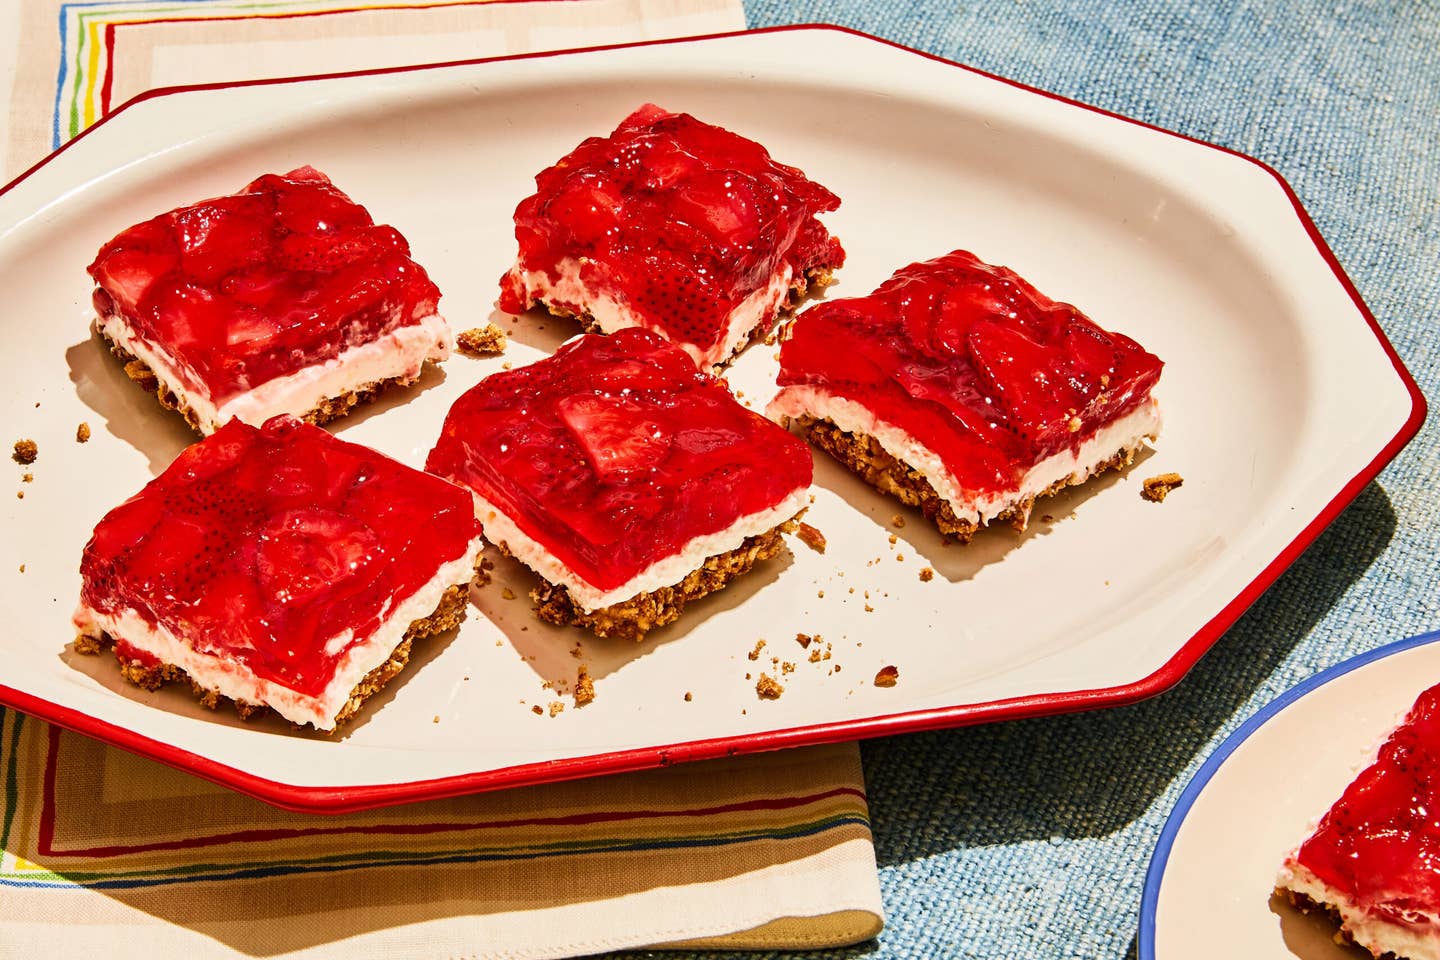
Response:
[684, 691, 693, 702]
[796, 522, 827, 553]
[456, 324, 508, 356]
[874, 665, 899, 687]
[574, 665, 595, 706]
[795, 633, 813, 649]
[22, 473, 32, 483]
[782, 661, 796, 675]
[75, 422, 91, 443]
[12, 439, 37, 464]
[501, 587, 516, 600]
[755, 673, 784, 700]
[1141, 472, 1184, 502]
[748, 638, 767, 661]
[809, 647, 822, 663]
[891, 514, 906, 528]
[531, 704, 543, 715]
[548, 701, 565, 717]
[919, 567, 935, 582]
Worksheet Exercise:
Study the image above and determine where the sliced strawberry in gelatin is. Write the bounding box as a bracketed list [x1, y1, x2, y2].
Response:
[776, 250, 1163, 496]
[88, 167, 442, 402]
[499, 104, 844, 363]
[77, 416, 479, 697]
[426, 328, 811, 592]
[557, 394, 673, 483]
[256, 508, 382, 607]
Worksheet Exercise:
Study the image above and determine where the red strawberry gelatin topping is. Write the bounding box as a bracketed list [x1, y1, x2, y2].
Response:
[88, 166, 442, 403]
[426, 327, 812, 592]
[77, 415, 479, 700]
[1288, 683, 1440, 931]
[498, 104, 845, 366]
[774, 250, 1163, 496]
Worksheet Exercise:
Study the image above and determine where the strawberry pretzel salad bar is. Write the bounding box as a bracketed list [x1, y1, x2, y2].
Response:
[427, 327, 812, 641]
[87, 166, 450, 435]
[73, 415, 485, 731]
[1277, 682, 1440, 960]
[497, 104, 845, 368]
[769, 250, 1164, 540]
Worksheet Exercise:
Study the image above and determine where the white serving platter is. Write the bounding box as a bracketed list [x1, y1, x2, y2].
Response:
[0, 26, 1423, 811]
[1142, 631, 1440, 959]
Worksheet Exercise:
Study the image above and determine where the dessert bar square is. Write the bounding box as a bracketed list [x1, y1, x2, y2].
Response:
[73, 415, 484, 730]
[88, 166, 450, 434]
[497, 104, 845, 368]
[1277, 682, 1440, 960]
[426, 327, 812, 640]
[768, 249, 1163, 540]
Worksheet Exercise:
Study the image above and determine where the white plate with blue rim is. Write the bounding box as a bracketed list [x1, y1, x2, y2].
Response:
[1142, 629, 1440, 959]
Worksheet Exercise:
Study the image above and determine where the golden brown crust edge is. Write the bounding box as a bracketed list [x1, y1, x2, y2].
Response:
[74, 580, 471, 732]
[502, 519, 798, 642]
[95, 320, 429, 436]
[793, 415, 1142, 542]
[1275, 887, 1402, 960]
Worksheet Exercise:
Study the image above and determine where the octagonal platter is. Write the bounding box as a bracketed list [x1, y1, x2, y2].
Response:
[0, 27, 1422, 811]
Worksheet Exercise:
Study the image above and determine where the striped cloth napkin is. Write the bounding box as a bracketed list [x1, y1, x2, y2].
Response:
[0, 2, 883, 956]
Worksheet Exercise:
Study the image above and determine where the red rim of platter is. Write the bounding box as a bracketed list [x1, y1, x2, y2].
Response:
[0, 25, 1425, 812]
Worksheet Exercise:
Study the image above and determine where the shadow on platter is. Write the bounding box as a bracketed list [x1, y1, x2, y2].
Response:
[862, 480, 1397, 861]
[1269, 890, 1373, 959]
[499, 305, 582, 356]
[66, 333, 194, 475]
[808, 444, 1155, 583]
[325, 359, 448, 435]
[470, 542, 794, 693]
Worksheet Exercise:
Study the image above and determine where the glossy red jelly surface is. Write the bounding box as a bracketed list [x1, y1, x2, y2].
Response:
[498, 104, 845, 358]
[426, 328, 812, 591]
[88, 166, 441, 400]
[79, 416, 478, 697]
[1294, 684, 1440, 928]
[776, 250, 1163, 495]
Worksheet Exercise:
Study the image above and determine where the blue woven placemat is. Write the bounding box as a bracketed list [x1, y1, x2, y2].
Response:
[633, 2, 1439, 956]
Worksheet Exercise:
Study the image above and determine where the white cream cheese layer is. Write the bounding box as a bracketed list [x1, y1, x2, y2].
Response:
[505, 257, 795, 368]
[96, 307, 451, 434]
[1278, 860, 1440, 960]
[474, 485, 810, 613]
[73, 535, 484, 731]
[767, 386, 1162, 526]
